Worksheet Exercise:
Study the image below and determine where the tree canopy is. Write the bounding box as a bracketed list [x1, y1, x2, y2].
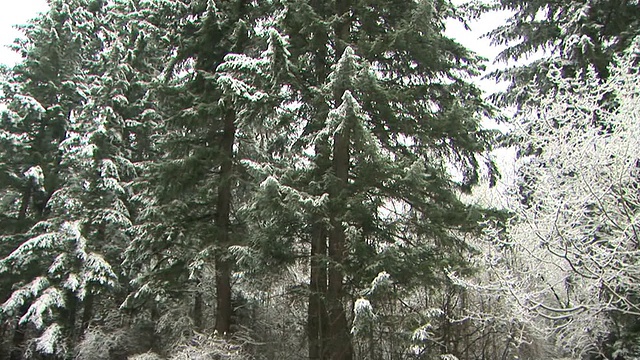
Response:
[0, 0, 638, 359]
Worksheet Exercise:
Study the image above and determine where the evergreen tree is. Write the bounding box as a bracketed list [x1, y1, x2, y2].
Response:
[0, 1, 117, 357]
[484, 0, 640, 104]
[0, 0, 504, 358]
[123, 0, 280, 338]
[232, 1, 500, 358]
[0, 0, 170, 356]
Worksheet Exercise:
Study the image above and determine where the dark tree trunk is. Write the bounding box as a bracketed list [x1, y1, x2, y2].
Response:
[64, 291, 79, 360]
[307, 1, 331, 356]
[193, 291, 204, 332]
[9, 323, 25, 360]
[214, 109, 236, 335]
[324, 1, 354, 358]
[17, 180, 32, 221]
[308, 224, 329, 359]
[81, 290, 94, 332]
[215, 256, 233, 335]
[326, 129, 353, 360]
[150, 305, 162, 353]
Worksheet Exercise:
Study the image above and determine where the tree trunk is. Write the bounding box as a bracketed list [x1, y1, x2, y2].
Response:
[17, 180, 32, 221]
[308, 1, 331, 356]
[193, 291, 204, 332]
[215, 256, 233, 335]
[324, 1, 354, 358]
[81, 290, 94, 332]
[326, 129, 353, 360]
[308, 224, 329, 359]
[9, 322, 25, 360]
[214, 109, 236, 335]
[150, 305, 162, 353]
[64, 291, 79, 360]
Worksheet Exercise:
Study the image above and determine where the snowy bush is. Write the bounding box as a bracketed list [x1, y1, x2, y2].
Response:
[128, 352, 163, 360]
[168, 332, 255, 360]
[75, 328, 116, 360]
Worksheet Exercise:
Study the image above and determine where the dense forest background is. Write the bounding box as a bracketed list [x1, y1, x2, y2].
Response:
[0, 0, 638, 359]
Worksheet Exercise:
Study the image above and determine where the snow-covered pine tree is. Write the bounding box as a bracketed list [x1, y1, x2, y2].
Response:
[0, 0, 503, 357]
[0, 0, 169, 356]
[484, 0, 640, 104]
[232, 1, 501, 358]
[123, 0, 279, 338]
[72, 1, 183, 352]
[0, 1, 117, 357]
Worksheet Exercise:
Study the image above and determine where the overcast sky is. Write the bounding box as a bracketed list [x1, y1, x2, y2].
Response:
[0, 0, 49, 67]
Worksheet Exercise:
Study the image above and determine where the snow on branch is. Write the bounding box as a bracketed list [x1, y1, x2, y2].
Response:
[19, 287, 65, 329]
[0, 277, 50, 316]
[34, 323, 64, 355]
[494, 37, 640, 356]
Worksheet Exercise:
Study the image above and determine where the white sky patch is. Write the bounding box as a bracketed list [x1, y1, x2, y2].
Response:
[444, 6, 512, 96]
[0, 0, 49, 67]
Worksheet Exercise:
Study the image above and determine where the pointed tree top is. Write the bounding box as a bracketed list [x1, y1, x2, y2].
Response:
[328, 46, 360, 97]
